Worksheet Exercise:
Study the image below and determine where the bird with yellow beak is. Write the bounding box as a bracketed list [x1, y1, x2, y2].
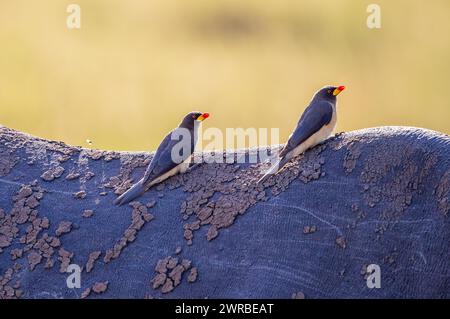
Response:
[114, 111, 209, 205]
[258, 85, 345, 183]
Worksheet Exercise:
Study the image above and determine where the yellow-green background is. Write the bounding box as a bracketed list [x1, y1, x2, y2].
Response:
[0, 0, 449, 151]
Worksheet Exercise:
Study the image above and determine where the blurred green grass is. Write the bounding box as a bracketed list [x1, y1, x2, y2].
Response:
[0, 0, 449, 151]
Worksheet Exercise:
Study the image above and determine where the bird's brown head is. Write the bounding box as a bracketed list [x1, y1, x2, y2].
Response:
[180, 111, 210, 129]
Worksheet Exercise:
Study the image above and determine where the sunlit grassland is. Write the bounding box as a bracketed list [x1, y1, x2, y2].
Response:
[0, 0, 449, 151]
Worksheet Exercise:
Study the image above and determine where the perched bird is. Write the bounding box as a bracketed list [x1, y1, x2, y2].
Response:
[258, 85, 345, 183]
[114, 111, 209, 206]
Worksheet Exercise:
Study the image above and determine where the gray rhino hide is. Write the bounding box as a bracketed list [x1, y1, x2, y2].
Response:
[0, 125, 449, 299]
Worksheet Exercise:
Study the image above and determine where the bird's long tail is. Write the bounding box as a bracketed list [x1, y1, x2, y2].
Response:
[258, 159, 281, 184]
[114, 178, 146, 206]
[258, 157, 288, 184]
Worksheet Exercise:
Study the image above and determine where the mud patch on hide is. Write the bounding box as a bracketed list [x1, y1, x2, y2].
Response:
[0, 149, 19, 177]
[86, 251, 102, 273]
[291, 291, 305, 299]
[81, 281, 109, 298]
[435, 171, 450, 216]
[343, 141, 362, 174]
[55, 221, 72, 237]
[330, 134, 362, 174]
[82, 209, 94, 218]
[104, 153, 151, 196]
[103, 201, 154, 264]
[0, 180, 77, 283]
[180, 145, 327, 244]
[360, 141, 438, 234]
[0, 267, 22, 299]
[40, 166, 65, 182]
[151, 255, 194, 294]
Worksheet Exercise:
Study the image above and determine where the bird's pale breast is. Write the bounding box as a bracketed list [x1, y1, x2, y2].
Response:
[290, 105, 337, 158]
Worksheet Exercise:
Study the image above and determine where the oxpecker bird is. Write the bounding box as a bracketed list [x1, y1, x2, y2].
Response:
[258, 85, 345, 183]
[114, 111, 209, 206]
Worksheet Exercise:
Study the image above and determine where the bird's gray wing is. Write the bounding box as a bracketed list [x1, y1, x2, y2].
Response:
[142, 128, 193, 183]
[279, 101, 333, 158]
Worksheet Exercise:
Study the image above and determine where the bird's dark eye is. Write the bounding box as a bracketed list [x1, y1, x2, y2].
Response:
[192, 115, 195, 119]
[327, 90, 331, 94]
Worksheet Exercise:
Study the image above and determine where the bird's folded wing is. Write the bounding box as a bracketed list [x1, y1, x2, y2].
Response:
[142, 129, 192, 183]
[279, 101, 333, 158]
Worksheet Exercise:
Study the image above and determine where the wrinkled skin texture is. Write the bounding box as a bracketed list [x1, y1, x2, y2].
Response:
[0, 125, 449, 299]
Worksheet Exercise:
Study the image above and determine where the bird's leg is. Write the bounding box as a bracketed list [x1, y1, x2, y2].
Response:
[186, 162, 201, 173]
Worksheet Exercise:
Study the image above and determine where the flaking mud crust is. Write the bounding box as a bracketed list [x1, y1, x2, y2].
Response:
[0, 181, 73, 297]
[330, 133, 362, 174]
[331, 128, 448, 237]
[103, 201, 154, 264]
[0, 267, 22, 298]
[435, 171, 450, 216]
[0, 149, 19, 177]
[151, 255, 194, 294]
[0, 126, 160, 298]
[359, 138, 438, 234]
[104, 154, 151, 195]
[291, 291, 305, 299]
[81, 281, 109, 298]
[180, 144, 327, 244]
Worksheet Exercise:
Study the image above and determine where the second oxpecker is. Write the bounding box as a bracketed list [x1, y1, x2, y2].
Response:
[258, 85, 345, 183]
[114, 111, 209, 206]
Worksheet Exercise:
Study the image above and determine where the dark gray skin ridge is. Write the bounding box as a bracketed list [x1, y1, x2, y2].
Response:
[0, 125, 449, 299]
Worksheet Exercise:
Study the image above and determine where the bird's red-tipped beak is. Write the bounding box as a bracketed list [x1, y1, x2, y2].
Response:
[197, 112, 209, 121]
[333, 85, 346, 96]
